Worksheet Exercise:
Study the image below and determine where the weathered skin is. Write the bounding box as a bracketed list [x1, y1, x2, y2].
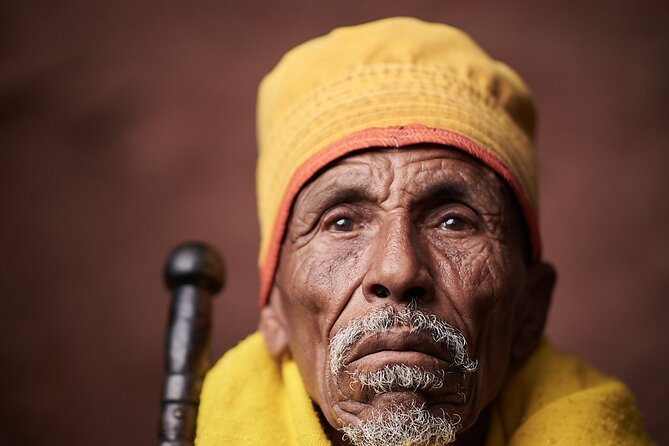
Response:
[260, 145, 555, 445]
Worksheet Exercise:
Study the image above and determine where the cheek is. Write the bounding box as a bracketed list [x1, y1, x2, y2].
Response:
[429, 219, 522, 313]
[452, 209, 528, 403]
[429, 235, 514, 318]
[429, 236, 522, 402]
[287, 239, 367, 316]
[277, 238, 369, 406]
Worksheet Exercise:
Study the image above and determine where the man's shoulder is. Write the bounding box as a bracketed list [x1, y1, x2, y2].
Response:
[196, 332, 330, 446]
[196, 332, 288, 445]
[504, 339, 612, 413]
[208, 332, 274, 377]
[488, 339, 654, 446]
[200, 331, 282, 407]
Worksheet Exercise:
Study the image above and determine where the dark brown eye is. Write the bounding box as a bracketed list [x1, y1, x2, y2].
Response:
[331, 217, 355, 232]
[440, 216, 469, 231]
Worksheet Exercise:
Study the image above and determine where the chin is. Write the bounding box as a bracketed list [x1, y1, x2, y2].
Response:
[321, 364, 481, 444]
[328, 388, 468, 446]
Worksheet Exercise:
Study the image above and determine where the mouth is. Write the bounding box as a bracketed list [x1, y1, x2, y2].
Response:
[345, 330, 454, 371]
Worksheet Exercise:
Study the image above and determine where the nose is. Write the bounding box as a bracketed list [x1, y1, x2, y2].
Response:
[362, 215, 433, 303]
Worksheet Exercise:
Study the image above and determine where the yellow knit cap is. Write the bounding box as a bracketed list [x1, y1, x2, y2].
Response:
[256, 17, 540, 306]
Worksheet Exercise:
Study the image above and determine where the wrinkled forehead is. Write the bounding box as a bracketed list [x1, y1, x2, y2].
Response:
[294, 145, 509, 210]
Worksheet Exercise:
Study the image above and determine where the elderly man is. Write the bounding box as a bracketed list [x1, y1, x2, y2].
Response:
[195, 17, 652, 445]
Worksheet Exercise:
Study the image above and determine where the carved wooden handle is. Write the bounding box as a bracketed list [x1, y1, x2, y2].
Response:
[159, 242, 225, 446]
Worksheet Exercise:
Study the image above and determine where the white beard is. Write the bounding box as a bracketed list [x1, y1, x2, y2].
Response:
[329, 303, 476, 446]
[340, 402, 460, 446]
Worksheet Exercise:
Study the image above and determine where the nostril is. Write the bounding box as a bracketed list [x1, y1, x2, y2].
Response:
[403, 287, 425, 300]
[371, 284, 391, 298]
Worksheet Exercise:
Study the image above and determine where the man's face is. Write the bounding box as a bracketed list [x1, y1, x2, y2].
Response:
[262, 145, 552, 445]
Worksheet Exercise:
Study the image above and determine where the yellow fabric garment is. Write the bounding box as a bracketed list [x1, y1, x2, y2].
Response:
[196, 333, 653, 445]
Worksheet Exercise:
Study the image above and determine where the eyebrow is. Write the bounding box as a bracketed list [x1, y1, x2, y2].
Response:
[308, 186, 375, 212]
[303, 181, 470, 212]
[421, 183, 468, 203]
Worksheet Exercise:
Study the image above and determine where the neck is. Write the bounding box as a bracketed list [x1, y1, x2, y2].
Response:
[452, 407, 490, 446]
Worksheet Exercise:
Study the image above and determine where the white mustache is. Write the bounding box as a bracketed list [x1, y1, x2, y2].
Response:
[329, 303, 478, 375]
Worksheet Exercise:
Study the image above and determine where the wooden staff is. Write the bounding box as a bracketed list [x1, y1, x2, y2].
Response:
[159, 242, 225, 446]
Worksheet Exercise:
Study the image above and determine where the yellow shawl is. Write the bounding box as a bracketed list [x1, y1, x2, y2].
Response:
[196, 333, 653, 445]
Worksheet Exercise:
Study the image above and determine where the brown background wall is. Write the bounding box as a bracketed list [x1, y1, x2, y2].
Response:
[1, 0, 668, 444]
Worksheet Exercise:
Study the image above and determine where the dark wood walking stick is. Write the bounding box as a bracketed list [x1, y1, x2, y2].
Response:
[159, 242, 225, 446]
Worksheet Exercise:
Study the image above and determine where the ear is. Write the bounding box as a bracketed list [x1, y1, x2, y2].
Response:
[511, 261, 556, 363]
[258, 286, 291, 359]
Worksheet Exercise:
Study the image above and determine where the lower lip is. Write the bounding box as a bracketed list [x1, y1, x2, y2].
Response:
[348, 350, 448, 369]
[371, 390, 465, 406]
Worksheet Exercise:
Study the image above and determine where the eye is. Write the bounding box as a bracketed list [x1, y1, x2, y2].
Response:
[329, 216, 356, 232]
[440, 215, 472, 231]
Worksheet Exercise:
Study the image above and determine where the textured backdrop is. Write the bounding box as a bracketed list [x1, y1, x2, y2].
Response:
[1, 0, 668, 444]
